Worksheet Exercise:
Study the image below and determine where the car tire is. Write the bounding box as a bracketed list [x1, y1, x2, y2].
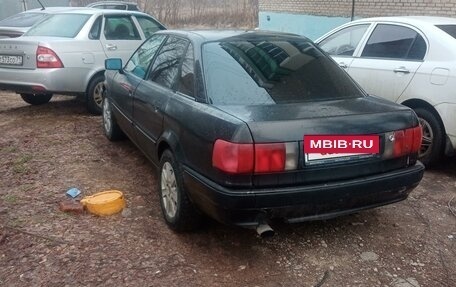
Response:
[102, 97, 124, 141]
[414, 107, 444, 166]
[20, 93, 53, 105]
[158, 150, 202, 232]
[87, 74, 105, 115]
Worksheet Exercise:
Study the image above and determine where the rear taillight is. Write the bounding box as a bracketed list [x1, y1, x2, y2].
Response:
[212, 140, 298, 174]
[212, 140, 254, 174]
[385, 126, 422, 158]
[36, 46, 63, 68]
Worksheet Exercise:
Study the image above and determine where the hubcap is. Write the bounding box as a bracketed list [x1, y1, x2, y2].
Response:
[161, 162, 178, 218]
[93, 82, 104, 108]
[419, 117, 433, 159]
[103, 99, 112, 134]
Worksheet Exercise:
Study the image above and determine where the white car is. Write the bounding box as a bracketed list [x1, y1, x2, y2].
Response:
[316, 16, 456, 165]
[0, 8, 165, 114]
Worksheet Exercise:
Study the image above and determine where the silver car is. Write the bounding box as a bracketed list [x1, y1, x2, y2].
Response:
[0, 8, 165, 114]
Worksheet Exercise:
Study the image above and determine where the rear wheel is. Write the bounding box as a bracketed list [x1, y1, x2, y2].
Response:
[87, 74, 104, 115]
[20, 93, 53, 105]
[414, 107, 444, 166]
[158, 150, 202, 232]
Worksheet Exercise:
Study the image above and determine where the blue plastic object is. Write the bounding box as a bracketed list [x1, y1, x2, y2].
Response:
[66, 187, 81, 198]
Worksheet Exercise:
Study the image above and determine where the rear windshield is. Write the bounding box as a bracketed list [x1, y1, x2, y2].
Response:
[25, 14, 91, 38]
[0, 12, 46, 27]
[436, 25, 456, 39]
[203, 37, 364, 105]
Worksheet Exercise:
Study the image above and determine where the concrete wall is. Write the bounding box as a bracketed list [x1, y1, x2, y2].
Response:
[259, 11, 350, 41]
[0, 0, 70, 21]
[259, 0, 456, 39]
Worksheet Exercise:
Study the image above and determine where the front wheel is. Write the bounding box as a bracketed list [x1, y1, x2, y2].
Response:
[102, 97, 124, 141]
[158, 150, 202, 232]
[20, 93, 53, 105]
[414, 107, 444, 166]
[87, 74, 105, 115]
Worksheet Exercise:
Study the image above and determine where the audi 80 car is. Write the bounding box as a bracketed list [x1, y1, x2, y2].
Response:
[316, 17, 456, 165]
[102, 30, 425, 232]
[0, 8, 165, 114]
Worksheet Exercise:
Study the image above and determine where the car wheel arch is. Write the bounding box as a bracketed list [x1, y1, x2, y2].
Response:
[157, 130, 186, 164]
[85, 70, 105, 93]
[401, 99, 445, 133]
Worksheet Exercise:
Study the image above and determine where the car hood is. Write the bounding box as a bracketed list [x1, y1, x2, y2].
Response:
[217, 96, 417, 142]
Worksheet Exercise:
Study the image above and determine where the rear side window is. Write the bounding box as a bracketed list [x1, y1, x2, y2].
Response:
[148, 36, 189, 89]
[104, 16, 140, 40]
[319, 24, 370, 56]
[437, 25, 456, 39]
[0, 12, 46, 27]
[177, 44, 195, 97]
[203, 38, 364, 105]
[361, 24, 426, 60]
[136, 16, 163, 39]
[25, 14, 91, 38]
[89, 16, 102, 40]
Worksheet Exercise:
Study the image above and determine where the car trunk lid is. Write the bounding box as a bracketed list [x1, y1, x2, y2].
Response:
[218, 96, 419, 186]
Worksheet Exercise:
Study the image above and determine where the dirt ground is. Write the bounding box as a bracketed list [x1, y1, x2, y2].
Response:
[0, 92, 455, 287]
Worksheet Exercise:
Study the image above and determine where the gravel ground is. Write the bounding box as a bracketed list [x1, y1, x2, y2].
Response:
[0, 92, 455, 287]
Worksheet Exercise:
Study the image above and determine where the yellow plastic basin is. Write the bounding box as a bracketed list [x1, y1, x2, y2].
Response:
[81, 190, 125, 216]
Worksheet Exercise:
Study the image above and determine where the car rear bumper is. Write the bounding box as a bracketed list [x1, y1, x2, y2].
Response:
[183, 162, 425, 227]
[0, 67, 90, 94]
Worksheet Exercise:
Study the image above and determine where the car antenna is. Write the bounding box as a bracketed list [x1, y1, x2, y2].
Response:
[36, 0, 45, 10]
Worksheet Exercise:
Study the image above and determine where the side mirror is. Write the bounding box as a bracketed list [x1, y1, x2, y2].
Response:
[105, 58, 123, 71]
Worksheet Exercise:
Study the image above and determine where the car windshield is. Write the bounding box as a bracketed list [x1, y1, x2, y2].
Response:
[203, 36, 365, 105]
[436, 25, 456, 39]
[25, 13, 91, 38]
[0, 12, 46, 27]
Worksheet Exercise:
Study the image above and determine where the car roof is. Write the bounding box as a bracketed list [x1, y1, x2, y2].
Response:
[352, 16, 456, 26]
[43, 7, 148, 16]
[87, 1, 138, 5]
[156, 29, 305, 42]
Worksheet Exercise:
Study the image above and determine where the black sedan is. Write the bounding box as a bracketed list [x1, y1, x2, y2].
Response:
[102, 30, 424, 233]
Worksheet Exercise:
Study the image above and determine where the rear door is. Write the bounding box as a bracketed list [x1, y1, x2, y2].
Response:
[133, 35, 190, 163]
[318, 23, 372, 71]
[348, 23, 427, 102]
[100, 14, 144, 62]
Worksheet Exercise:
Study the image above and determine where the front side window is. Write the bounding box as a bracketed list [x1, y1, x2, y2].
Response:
[148, 36, 189, 89]
[319, 24, 370, 56]
[203, 37, 364, 105]
[361, 24, 426, 60]
[25, 14, 91, 38]
[136, 16, 164, 39]
[104, 16, 140, 40]
[125, 34, 166, 78]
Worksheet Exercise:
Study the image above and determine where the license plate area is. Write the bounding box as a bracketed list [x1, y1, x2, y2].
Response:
[303, 135, 380, 165]
[304, 152, 374, 165]
[0, 55, 23, 66]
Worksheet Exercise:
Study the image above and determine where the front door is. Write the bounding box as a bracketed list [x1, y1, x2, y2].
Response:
[133, 36, 190, 164]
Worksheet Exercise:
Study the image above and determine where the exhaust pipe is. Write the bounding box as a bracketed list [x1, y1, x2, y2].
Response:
[256, 222, 275, 238]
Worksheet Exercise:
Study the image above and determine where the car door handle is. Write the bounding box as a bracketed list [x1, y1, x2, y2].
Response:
[106, 44, 118, 51]
[338, 62, 348, 69]
[393, 67, 410, 74]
